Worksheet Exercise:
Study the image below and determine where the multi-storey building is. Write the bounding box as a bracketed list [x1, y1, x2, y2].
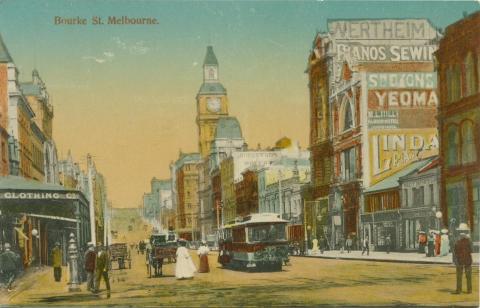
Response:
[436, 11, 480, 247]
[21, 69, 58, 184]
[309, 19, 441, 247]
[174, 152, 201, 240]
[0, 35, 10, 176]
[221, 150, 282, 224]
[235, 170, 259, 218]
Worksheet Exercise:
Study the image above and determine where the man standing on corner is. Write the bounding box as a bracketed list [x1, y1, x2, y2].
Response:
[93, 243, 111, 298]
[0, 243, 20, 292]
[84, 242, 96, 292]
[51, 242, 62, 282]
[453, 224, 472, 294]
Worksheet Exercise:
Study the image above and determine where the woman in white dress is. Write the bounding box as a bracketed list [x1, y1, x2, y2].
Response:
[175, 240, 197, 279]
[439, 229, 450, 256]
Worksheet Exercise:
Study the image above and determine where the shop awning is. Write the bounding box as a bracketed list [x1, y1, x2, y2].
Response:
[0, 176, 89, 219]
[364, 158, 434, 194]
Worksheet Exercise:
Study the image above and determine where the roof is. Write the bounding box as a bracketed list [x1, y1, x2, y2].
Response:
[198, 82, 226, 95]
[175, 152, 201, 169]
[234, 213, 288, 226]
[21, 82, 41, 96]
[0, 34, 13, 63]
[364, 158, 433, 194]
[203, 46, 218, 66]
[275, 137, 292, 149]
[215, 117, 242, 139]
[0, 176, 72, 192]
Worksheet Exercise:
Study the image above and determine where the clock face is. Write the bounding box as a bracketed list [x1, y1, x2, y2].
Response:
[207, 97, 221, 112]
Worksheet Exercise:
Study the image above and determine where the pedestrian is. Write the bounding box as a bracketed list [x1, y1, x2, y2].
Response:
[440, 229, 450, 257]
[453, 223, 472, 294]
[175, 239, 196, 279]
[312, 238, 319, 254]
[84, 242, 96, 292]
[93, 243, 111, 298]
[427, 231, 435, 257]
[434, 231, 441, 256]
[345, 235, 353, 253]
[418, 231, 427, 254]
[385, 235, 391, 254]
[51, 242, 62, 282]
[361, 236, 369, 256]
[197, 241, 210, 273]
[0, 243, 20, 292]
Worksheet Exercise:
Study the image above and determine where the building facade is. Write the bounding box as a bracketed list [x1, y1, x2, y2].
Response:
[436, 12, 480, 247]
[174, 152, 201, 240]
[0, 35, 10, 176]
[308, 19, 441, 247]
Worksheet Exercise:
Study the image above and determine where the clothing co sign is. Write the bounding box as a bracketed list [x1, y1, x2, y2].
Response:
[0, 191, 79, 200]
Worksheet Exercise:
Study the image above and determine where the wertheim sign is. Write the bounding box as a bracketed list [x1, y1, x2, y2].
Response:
[0, 191, 80, 200]
[328, 19, 438, 40]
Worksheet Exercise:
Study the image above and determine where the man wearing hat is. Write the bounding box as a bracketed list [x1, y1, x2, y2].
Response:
[51, 242, 63, 282]
[0, 243, 20, 291]
[453, 223, 472, 294]
[93, 242, 111, 298]
[84, 242, 97, 292]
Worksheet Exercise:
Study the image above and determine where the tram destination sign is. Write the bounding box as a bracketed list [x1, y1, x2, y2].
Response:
[0, 191, 80, 200]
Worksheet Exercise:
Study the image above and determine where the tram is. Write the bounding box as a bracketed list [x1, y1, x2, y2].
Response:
[219, 213, 289, 271]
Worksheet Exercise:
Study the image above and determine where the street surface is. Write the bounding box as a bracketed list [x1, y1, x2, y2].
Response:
[2, 250, 479, 306]
[1, 212, 478, 306]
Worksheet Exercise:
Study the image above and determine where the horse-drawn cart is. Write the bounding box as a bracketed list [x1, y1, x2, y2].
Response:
[147, 233, 177, 277]
[109, 243, 131, 270]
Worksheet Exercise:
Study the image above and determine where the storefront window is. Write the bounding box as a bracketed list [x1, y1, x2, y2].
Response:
[447, 181, 467, 224]
[472, 177, 480, 242]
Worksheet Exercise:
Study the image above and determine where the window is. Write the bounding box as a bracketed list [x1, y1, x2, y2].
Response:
[404, 189, 409, 207]
[341, 147, 356, 181]
[447, 125, 460, 166]
[342, 98, 354, 131]
[461, 120, 477, 164]
[429, 184, 435, 205]
[465, 53, 476, 96]
[248, 224, 286, 242]
[413, 187, 424, 206]
[447, 65, 462, 102]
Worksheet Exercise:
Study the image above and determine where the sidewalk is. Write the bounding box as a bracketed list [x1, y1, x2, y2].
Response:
[297, 250, 480, 265]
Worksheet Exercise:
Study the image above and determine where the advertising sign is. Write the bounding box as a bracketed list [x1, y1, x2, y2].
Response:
[369, 128, 438, 184]
[328, 19, 438, 40]
[336, 44, 436, 63]
[367, 72, 437, 89]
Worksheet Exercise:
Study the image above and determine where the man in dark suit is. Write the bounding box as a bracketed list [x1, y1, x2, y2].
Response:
[93, 242, 111, 298]
[453, 224, 472, 294]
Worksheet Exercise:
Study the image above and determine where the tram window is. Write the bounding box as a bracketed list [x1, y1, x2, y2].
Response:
[248, 224, 286, 242]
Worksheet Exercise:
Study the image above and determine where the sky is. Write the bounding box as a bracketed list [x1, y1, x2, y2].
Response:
[0, 0, 478, 208]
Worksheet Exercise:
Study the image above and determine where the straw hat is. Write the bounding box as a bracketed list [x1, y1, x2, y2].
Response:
[456, 223, 470, 231]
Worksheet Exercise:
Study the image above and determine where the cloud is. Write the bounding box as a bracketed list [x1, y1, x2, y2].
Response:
[192, 61, 198, 67]
[104, 51, 115, 58]
[129, 41, 150, 55]
[82, 56, 107, 64]
[112, 37, 150, 56]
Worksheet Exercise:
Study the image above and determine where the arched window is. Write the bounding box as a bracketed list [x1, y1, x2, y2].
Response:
[465, 53, 476, 96]
[448, 65, 462, 102]
[341, 96, 354, 131]
[447, 125, 459, 167]
[461, 120, 477, 164]
[208, 68, 215, 79]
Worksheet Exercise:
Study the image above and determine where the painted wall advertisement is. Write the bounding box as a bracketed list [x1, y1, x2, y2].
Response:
[369, 128, 439, 184]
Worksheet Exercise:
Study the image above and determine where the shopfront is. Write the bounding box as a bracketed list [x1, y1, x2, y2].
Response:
[361, 210, 401, 251]
[400, 207, 436, 251]
[0, 176, 90, 268]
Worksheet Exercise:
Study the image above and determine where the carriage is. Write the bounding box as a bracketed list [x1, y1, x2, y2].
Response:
[218, 213, 289, 272]
[146, 232, 178, 277]
[109, 243, 131, 270]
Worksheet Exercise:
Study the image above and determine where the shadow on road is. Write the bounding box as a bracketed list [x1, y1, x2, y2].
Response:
[36, 293, 101, 303]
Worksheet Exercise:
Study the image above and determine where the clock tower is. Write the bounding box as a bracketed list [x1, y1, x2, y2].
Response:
[196, 46, 229, 158]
